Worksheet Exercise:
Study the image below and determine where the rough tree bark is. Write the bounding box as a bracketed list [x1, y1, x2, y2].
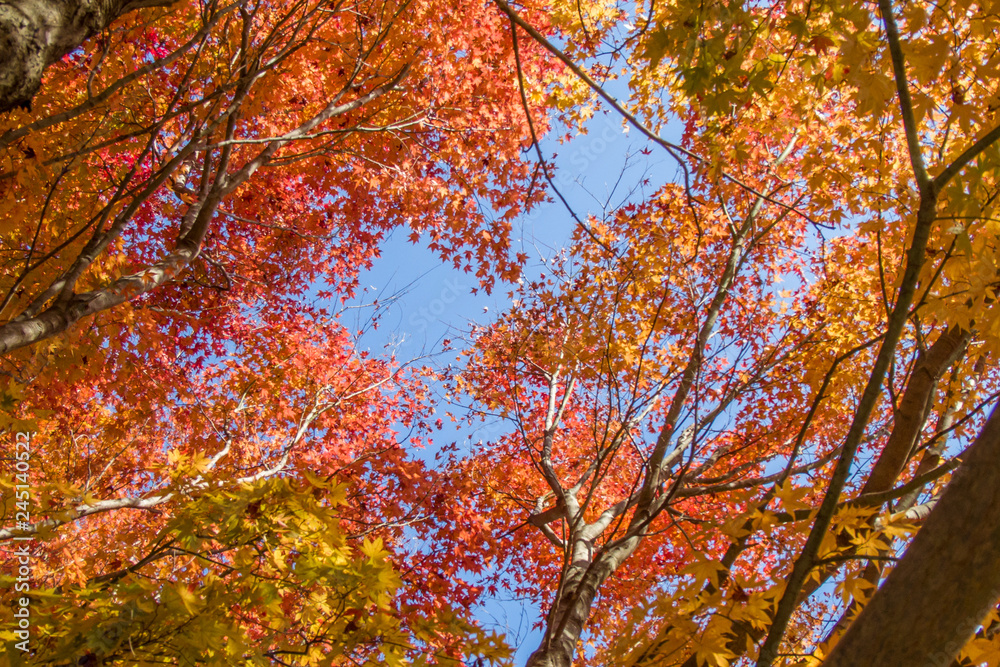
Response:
[0, 0, 177, 113]
[822, 402, 1000, 667]
[525, 536, 641, 667]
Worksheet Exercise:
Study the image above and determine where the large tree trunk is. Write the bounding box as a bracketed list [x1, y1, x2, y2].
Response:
[0, 0, 176, 113]
[822, 402, 1000, 667]
[526, 539, 639, 667]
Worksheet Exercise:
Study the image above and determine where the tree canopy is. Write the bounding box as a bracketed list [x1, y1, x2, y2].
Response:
[3, 0, 1000, 666]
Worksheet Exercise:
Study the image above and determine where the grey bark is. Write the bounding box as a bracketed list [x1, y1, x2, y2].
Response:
[822, 402, 1000, 667]
[0, 0, 177, 113]
[525, 538, 639, 667]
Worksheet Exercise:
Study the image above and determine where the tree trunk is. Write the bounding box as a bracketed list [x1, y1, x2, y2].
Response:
[0, 0, 176, 113]
[860, 324, 970, 496]
[822, 402, 1000, 667]
[526, 539, 638, 667]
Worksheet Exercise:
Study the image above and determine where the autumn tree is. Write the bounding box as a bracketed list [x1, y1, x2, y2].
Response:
[0, 0, 549, 359]
[2, 315, 511, 664]
[7, 0, 1000, 664]
[0, 0, 561, 662]
[459, 0, 1000, 665]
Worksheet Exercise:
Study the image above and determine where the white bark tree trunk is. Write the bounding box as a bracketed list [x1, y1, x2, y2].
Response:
[526, 538, 640, 667]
